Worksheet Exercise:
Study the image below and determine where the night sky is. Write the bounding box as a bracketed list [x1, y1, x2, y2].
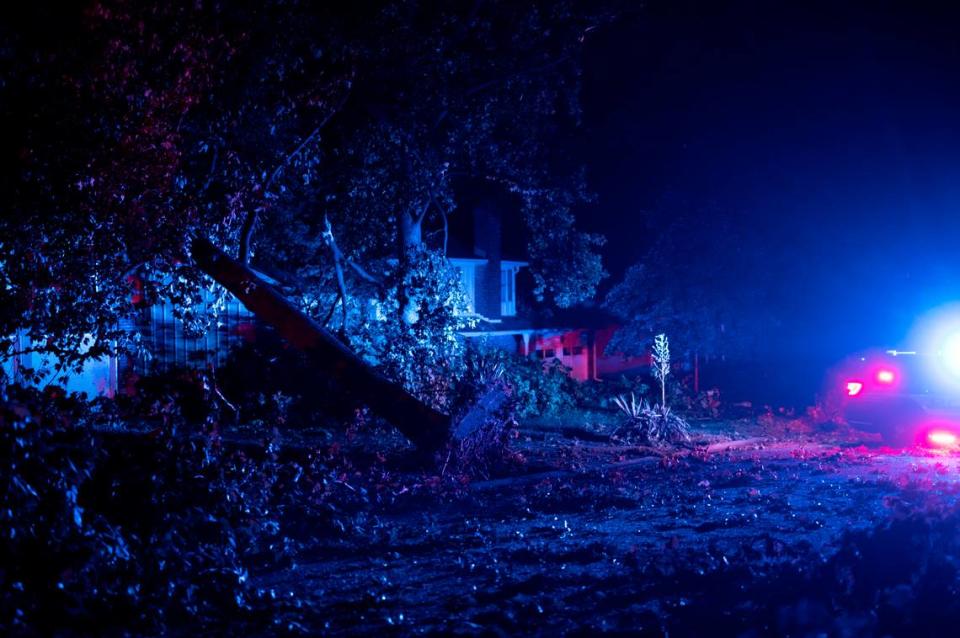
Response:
[5, 0, 959, 383]
[580, 0, 960, 359]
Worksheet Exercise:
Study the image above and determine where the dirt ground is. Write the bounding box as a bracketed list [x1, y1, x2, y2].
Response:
[253, 416, 960, 636]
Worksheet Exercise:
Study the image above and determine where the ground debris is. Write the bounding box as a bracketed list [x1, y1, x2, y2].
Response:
[7, 390, 960, 636]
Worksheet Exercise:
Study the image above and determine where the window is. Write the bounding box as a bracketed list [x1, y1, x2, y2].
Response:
[500, 266, 516, 316]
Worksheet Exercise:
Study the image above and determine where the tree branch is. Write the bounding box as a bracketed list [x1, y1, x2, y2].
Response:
[320, 215, 385, 332]
[238, 80, 353, 264]
[201, 144, 219, 194]
[431, 194, 450, 256]
[265, 126, 322, 194]
[344, 257, 383, 286]
[322, 216, 350, 332]
[414, 199, 432, 225]
[321, 290, 343, 329]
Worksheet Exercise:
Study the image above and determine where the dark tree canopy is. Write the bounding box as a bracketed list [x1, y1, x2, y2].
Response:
[604, 206, 779, 361]
[1, 0, 608, 376]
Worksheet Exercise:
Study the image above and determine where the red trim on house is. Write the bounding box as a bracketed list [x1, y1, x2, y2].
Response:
[521, 324, 651, 382]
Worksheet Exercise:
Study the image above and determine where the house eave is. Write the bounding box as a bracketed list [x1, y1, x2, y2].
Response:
[448, 256, 488, 265]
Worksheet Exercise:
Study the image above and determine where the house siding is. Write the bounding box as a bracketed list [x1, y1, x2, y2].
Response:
[130, 292, 255, 376]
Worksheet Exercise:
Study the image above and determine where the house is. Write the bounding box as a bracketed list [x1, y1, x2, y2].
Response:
[449, 199, 649, 381]
[3, 201, 647, 396]
[2, 281, 259, 398]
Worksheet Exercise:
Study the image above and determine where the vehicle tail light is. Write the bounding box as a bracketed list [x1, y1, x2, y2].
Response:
[846, 381, 864, 396]
[876, 369, 895, 384]
[927, 430, 958, 447]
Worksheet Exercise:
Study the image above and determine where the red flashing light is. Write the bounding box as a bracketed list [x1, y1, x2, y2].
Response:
[927, 430, 958, 447]
[876, 369, 895, 384]
[846, 381, 864, 397]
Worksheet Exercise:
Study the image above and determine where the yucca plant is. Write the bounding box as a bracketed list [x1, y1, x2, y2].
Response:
[612, 392, 645, 421]
[652, 333, 670, 411]
[612, 389, 689, 446]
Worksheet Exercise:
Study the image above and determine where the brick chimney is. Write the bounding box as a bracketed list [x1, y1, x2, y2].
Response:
[472, 200, 502, 318]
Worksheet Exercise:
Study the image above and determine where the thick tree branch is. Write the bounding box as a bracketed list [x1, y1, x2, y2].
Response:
[190, 235, 452, 451]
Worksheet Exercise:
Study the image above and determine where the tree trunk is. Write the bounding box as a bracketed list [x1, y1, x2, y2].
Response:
[694, 351, 700, 394]
[190, 236, 451, 452]
[398, 211, 423, 253]
[397, 211, 423, 324]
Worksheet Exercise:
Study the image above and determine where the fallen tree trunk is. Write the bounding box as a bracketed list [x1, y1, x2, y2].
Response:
[190, 236, 452, 452]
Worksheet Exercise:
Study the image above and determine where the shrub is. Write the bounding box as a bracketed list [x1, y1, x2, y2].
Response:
[612, 392, 690, 446]
[571, 374, 650, 411]
[351, 247, 476, 411]
[0, 384, 367, 634]
[464, 347, 577, 419]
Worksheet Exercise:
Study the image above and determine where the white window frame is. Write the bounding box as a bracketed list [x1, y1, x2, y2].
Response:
[500, 261, 527, 317]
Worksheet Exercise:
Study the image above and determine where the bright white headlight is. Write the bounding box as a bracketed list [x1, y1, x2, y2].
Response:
[940, 332, 960, 379]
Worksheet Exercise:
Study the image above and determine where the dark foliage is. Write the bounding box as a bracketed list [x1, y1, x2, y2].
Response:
[0, 383, 370, 635]
[638, 487, 960, 636]
[2, 0, 608, 376]
[464, 346, 579, 419]
[604, 206, 779, 361]
[216, 330, 356, 429]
